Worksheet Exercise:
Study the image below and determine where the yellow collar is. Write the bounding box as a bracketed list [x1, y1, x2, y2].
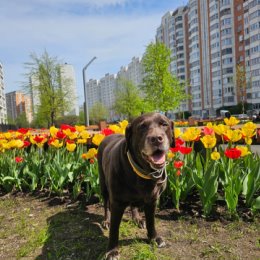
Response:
[127, 151, 152, 180]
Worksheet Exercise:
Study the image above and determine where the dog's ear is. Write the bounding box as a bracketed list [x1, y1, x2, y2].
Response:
[170, 120, 175, 148]
[125, 123, 132, 152]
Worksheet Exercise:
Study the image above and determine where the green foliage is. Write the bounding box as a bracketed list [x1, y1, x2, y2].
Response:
[113, 78, 147, 120]
[55, 115, 80, 127]
[24, 51, 74, 127]
[141, 42, 187, 113]
[15, 112, 30, 128]
[89, 102, 108, 124]
[191, 151, 219, 216]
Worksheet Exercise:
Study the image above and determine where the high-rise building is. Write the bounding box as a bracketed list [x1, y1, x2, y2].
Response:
[86, 57, 143, 122]
[244, 0, 260, 111]
[0, 62, 7, 124]
[99, 73, 117, 121]
[117, 57, 143, 86]
[6, 91, 33, 123]
[60, 63, 79, 116]
[156, 0, 260, 118]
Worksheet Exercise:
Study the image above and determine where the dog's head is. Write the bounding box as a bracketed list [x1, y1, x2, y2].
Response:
[125, 112, 174, 170]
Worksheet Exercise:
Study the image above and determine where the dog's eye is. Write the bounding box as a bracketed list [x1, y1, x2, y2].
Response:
[160, 121, 169, 127]
[138, 122, 148, 131]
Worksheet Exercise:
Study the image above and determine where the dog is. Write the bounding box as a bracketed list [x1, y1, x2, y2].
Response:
[97, 112, 174, 260]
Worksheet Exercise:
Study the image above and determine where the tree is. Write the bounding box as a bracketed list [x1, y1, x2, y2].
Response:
[24, 51, 72, 127]
[141, 42, 187, 113]
[113, 78, 147, 120]
[89, 102, 108, 124]
[15, 112, 29, 128]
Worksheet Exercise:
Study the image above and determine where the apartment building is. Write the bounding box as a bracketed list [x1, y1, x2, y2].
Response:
[156, 7, 190, 114]
[244, 0, 260, 111]
[118, 56, 143, 87]
[6, 91, 33, 123]
[60, 63, 79, 116]
[86, 57, 143, 121]
[156, 0, 260, 118]
[0, 62, 7, 124]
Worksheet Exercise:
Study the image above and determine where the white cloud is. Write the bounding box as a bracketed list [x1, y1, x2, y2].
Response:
[1, 0, 184, 103]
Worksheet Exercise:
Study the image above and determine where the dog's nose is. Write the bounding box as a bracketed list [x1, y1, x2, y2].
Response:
[150, 135, 164, 144]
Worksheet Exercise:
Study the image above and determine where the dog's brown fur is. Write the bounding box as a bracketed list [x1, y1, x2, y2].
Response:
[97, 112, 174, 260]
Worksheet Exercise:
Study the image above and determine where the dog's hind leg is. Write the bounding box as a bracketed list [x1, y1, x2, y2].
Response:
[131, 206, 146, 229]
[102, 193, 111, 230]
[98, 158, 111, 229]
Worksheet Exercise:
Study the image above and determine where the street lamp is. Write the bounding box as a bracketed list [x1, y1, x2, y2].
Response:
[82, 56, 97, 126]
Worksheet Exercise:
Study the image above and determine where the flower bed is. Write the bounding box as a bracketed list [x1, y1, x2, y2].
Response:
[0, 117, 259, 217]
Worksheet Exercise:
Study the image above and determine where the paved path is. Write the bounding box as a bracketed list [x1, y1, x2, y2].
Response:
[251, 145, 260, 155]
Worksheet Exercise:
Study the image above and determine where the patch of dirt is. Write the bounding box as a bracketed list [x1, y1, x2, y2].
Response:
[0, 192, 259, 260]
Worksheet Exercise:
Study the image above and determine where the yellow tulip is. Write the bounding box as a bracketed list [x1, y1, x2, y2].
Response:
[50, 126, 59, 137]
[212, 124, 230, 136]
[67, 132, 78, 140]
[244, 137, 253, 145]
[66, 142, 76, 152]
[211, 151, 220, 160]
[167, 151, 175, 159]
[50, 139, 63, 148]
[236, 146, 251, 157]
[80, 130, 91, 139]
[75, 125, 86, 133]
[174, 128, 182, 139]
[109, 124, 121, 134]
[224, 129, 242, 143]
[119, 120, 129, 130]
[241, 122, 256, 138]
[77, 138, 87, 144]
[181, 127, 201, 142]
[83, 148, 98, 159]
[224, 116, 240, 127]
[200, 135, 217, 149]
[92, 133, 105, 146]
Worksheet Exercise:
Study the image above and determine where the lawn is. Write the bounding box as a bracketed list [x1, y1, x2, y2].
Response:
[0, 192, 259, 260]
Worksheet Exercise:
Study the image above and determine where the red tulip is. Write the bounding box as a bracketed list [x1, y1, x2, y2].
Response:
[224, 148, 241, 159]
[174, 160, 184, 169]
[15, 157, 23, 163]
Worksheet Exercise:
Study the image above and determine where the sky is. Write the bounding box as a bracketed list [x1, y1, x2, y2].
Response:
[0, 0, 187, 105]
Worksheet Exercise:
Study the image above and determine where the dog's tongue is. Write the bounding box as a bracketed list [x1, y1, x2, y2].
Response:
[151, 153, 166, 165]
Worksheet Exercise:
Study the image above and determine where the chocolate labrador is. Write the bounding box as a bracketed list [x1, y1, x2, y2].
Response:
[97, 112, 174, 260]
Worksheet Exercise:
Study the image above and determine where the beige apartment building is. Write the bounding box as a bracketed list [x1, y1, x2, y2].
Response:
[6, 91, 33, 124]
[156, 0, 260, 118]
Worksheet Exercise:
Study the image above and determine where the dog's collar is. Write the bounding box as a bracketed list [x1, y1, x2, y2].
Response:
[126, 151, 168, 184]
[127, 151, 153, 179]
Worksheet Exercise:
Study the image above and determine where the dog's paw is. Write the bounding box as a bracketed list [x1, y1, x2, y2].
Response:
[133, 218, 146, 229]
[102, 220, 110, 230]
[150, 236, 166, 248]
[104, 249, 120, 260]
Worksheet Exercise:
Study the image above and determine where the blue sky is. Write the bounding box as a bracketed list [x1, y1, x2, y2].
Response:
[0, 0, 187, 105]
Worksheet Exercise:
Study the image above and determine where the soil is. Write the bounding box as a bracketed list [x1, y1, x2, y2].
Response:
[0, 192, 259, 260]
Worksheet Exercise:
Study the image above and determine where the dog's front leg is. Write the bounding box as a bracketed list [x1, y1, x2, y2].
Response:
[144, 201, 166, 248]
[105, 201, 126, 260]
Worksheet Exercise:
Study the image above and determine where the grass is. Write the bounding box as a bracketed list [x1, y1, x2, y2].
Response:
[0, 193, 259, 260]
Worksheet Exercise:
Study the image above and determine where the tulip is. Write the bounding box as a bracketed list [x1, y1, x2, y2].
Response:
[224, 116, 240, 127]
[200, 135, 217, 149]
[92, 133, 105, 146]
[224, 148, 242, 159]
[211, 151, 220, 160]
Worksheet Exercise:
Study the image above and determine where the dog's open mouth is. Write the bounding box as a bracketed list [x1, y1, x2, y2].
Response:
[142, 150, 166, 169]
